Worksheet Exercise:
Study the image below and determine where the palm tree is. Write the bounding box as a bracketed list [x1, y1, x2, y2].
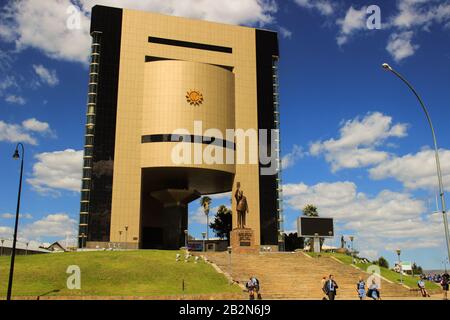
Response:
[200, 196, 212, 240]
[302, 204, 323, 251]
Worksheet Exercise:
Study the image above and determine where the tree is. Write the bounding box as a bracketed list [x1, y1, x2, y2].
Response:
[283, 233, 304, 251]
[412, 263, 423, 275]
[200, 196, 212, 240]
[377, 256, 389, 269]
[209, 205, 232, 241]
[302, 204, 323, 250]
[302, 204, 319, 217]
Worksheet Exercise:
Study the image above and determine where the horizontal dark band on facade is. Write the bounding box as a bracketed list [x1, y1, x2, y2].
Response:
[141, 134, 235, 150]
[148, 36, 232, 54]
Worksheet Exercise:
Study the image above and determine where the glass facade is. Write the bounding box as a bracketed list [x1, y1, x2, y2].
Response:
[78, 6, 123, 248]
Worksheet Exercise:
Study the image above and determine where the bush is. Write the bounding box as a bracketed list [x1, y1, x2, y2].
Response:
[377, 256, 389, 269]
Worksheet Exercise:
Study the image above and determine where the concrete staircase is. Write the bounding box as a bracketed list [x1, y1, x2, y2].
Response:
[203, 252, 417, 300]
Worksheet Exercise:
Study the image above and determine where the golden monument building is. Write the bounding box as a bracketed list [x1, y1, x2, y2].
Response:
[79, 5, 283, 250]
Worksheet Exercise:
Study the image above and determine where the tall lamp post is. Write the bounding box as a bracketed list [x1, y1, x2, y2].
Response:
[201, 232, 206, 252]
[382, 63, 450, 265]
[396, 249, 403, 284]
[124, 225, 128, 250]
[349, 236, 355, 264]
[7, 143, 25, 300]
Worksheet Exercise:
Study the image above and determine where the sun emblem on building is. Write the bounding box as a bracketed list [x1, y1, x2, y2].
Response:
[186, 90, 204, 106]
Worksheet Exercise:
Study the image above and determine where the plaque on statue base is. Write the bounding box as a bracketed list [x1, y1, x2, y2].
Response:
[230, 228, 258, 254]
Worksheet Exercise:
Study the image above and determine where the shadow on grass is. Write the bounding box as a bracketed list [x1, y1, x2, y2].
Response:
[37, 289, 61, 300]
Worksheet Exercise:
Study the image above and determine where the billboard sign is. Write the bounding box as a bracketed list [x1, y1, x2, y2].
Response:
[297, 216, 334, 238]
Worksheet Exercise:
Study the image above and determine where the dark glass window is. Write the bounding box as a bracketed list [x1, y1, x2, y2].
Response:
[90, 63, 99, 74]
[89, 73, 99, 83]
[83, 168, 92, 179]
[80, 202, 89, 212]
[81, 191, 90, 201]
[88, 84, 97, 93]
[79, 214, 89, 224]
[85, 135, 94, 146]
[92, 44, 100, 54]
[91, 54, 100, 64]
[88, 94, 97, 104]
[84, 157, 93, 168]
[79, 225, 88, 235]
[148, 36, 232, 53]
[85, 125, 95, 135]
[87, 115, 95, 124]
[82, 179, 91, 190]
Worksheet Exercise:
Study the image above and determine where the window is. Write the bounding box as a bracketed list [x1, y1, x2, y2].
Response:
[148, 36, 232, 53]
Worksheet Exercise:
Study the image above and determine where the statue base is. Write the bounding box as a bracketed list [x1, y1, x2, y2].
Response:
[230, 228, 258, 254]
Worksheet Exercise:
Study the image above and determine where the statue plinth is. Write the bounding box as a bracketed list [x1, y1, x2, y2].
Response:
[230, 228, 257, 254]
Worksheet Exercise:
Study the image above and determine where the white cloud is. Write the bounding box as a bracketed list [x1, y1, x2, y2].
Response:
[369, 148, 450, 192]
[391, 0, 450, 30]
[22, 118, 51, 134]
[1, 213, 33, 219]
[190, 205, 222, 224]
[0, 226, 13, 238]
[282, 144, 305, 169]
[27, 149, 83, 195]
[0, 0, 277, 64]
[386, 31, 419, 62]
[336, 6, 367, 46]
[0, 120, 36, 145]
[0, 118, 53, 145]
[0, 75, 17, 92]
[33, 64, 59, 86]
[20, 213, 77, 240]
[279, 26, 292, 39]
[284, 180, 445, 252]
[309, 112, 408, 172]
[5, 94, 26, 105]
[294, 0, 335, 16]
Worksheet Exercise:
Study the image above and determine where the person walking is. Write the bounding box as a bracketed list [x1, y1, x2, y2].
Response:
[321, 276, 327, 300]
[246, 277, 256, 300]
[418, 278, 430, 298]
[250, 276, 261, 300]
[367, 279, 381, 300]
[323, 274, 338, 300]
[441, 272, 449, 300]
[356, 276, 366, 300]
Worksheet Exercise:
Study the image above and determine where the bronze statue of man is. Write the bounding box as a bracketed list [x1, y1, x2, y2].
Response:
[235, 183, 248, 229]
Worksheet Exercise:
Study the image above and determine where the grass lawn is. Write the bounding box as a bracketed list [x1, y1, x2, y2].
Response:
[307, 252, 441, 291]
[0, 250, 241, 297]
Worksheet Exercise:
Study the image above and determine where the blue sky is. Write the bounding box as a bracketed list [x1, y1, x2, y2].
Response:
[0, 0, 449, 269]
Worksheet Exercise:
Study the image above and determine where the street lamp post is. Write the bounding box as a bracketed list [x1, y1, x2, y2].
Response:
[184, 229, 188, 251]
[396, 249, 403, 285]
[382, 63, 450, 265]
[118, 230, 122, 249]
[7, 143, 25, 300]
[349, 236, 355, 264]
[201, 232, 206, 252]
[25, 242, 29, 256]
[124, 225, 128, 250]
[227, 246, 232, 284]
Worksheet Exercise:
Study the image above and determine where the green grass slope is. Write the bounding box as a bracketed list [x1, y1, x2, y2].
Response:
[0, 250, 241, 298]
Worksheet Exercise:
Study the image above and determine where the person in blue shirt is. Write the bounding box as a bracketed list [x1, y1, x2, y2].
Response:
[323, 274, 339, 300]
[356, 277, 366, 300]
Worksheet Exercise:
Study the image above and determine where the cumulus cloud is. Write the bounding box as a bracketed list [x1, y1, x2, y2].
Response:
[279, 26, 292, 39]
[309, 112, 408, 172]
[283, 180, 444, 252]
[5, 94, 26, 105]
[1, 213, 33, 219]
[0, 118, 53, 145]
[27, 149, 83, 195]
[0, 0, 277, 64]
[33, 64, 59, 86]
[293, 0, 335, 16]
[369, 148, 450, 192]
[336, 6, 367, 46]
[20, 213, 77, 240]
[386, 31, 419, 62]
[282, 144, 305, 169]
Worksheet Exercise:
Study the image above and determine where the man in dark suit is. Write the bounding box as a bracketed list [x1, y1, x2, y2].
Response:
[323, 274, 339, 300]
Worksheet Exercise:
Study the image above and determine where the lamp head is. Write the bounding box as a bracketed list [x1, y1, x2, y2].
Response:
[382, 63, 392, 71]
[396, 249, 401, 256]
[13, 149, 20, 160]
